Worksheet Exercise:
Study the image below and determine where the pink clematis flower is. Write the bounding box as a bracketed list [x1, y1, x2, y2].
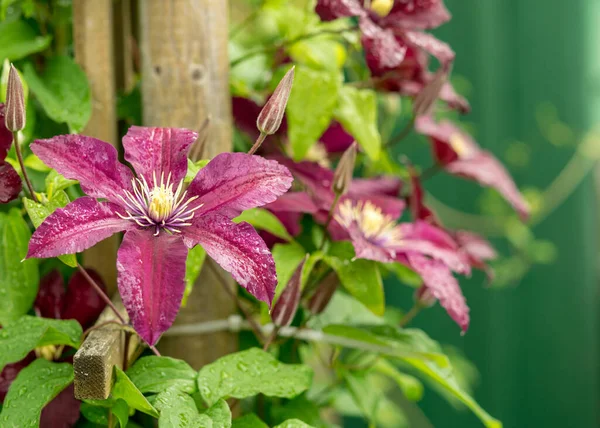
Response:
[334, 198, 471, 331]
[415, 116, 530, 220]
[0, 104, 22, 203]
[26, 127, 293, 345]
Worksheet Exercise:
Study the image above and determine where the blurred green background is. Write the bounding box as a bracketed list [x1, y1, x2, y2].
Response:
[378, 1, 600, 427]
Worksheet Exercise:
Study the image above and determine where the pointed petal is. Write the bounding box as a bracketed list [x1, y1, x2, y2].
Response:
[122, 126, 198, 185]
[315, 0, 365, 21]
[349, 176, 402, 198]
[0, 104, 13, 160]
[266, 192, 319, 214]
[27, 197, 130, 259]
[0, 161, 22, 203]
[272, 256, 306, 327]
[183, 215, 277, 305]
[361, 17, 407, 74]
[31, 135, 134, 203]
[383, 0, 451, 30]
[117, 229, 187, 345]
[403, 31, 455, 66]
[188, 153, 293, 218]
[406, 253, 469, 332]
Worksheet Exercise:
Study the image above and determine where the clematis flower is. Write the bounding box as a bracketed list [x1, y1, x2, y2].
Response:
[0, 104, 22, 203]
[334, 198, 470, 331]
[415, 116, 530, 220]
[26, 127, 293, 345]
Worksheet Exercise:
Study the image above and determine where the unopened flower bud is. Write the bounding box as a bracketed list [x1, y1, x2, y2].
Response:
[413, 65, 449, 118]
[272, 256, 307, 327]
[414, 286, 436, 308]
[370, 0, 394, 17]
[5, 64, 26, 132]
[306, 271, 339, 315]
[332, 141, 357, 195]
[257, 66, 295, 136]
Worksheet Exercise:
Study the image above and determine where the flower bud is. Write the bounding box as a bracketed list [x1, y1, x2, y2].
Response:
[414, 285, 436, 308]
[257, 66, 295, 136]
[332, 141, 357, 195]
[306, 271, 339, 315]
[370, 0, 394, 17]
[5, 64, 25, 132]
[413, 65, 449, 118]
[271, 255, 307, 327]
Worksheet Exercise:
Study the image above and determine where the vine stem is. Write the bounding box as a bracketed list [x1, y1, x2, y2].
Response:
[76, 264, 126, 325]
[384, 116, 415, 149]
[399, 304, 422, 328]
[248, 132, 267, 155]
[318, 193, 341, 251]
[12, 131, 37, 202]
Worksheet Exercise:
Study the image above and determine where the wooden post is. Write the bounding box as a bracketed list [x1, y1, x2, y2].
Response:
[72, 0, 120, 294]
[138, 0, 236, 368]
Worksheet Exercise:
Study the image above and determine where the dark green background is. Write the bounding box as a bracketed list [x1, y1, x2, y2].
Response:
[385, 1, 600, 427]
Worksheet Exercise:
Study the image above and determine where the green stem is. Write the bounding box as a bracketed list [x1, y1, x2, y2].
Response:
[318, 193, 341, 251]
[12, 132, 37, 202]
[399, 304, 422, 328]
[384, 116, 415, 149]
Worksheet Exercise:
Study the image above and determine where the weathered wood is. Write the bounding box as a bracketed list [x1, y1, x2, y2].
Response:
[72, 0, 120, 294]
[139, 0, 236, 368]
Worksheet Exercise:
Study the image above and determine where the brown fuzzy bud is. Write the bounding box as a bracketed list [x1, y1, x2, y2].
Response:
[5, 64, 25, 132]
[414, 286, 436, 308]
[257, 66, 295, 136]
[370, 0, 394, 17]
[332, 141, 357, 195]
[306, 271, 339, 315]
[413, 65, 449, 118]
[272, 255, 307, 327]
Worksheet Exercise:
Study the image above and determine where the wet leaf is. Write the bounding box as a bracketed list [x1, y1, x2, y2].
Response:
[23, 56, 91, 133]
[112, 399, 129, 428]
[0, 316, 81, 372]
[155, 386, 212, 428]
[127, 356, 198, 394]
[0, 359, 73, 426]
[204, 399, 231, 428]
[0, 18, 51, 61]
[0, 209, 39, 323]
[234, 208, 293, 241]
[112, 366, 159, 418]
[183, 244, 207, 306]
[232, 414, 268, 428]
[273, 420, 315, 428]
[197, 348, 313, 406]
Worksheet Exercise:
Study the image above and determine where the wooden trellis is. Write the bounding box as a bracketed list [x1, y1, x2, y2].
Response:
[72, 0, 234, 399]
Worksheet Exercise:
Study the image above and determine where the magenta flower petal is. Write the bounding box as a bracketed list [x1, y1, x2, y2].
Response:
[27, 197, 130, 259]
[31, 135, 134, 203]
[315, 0, 365, 21]
[455, 230, 497, 279]
[405, 253, 470, 332]
[382, 0, 451, 30]
[35, 270, 65, 320]
[0, 161, 21, 203]
[349, 176, 402, 198]
[40, 384, 81, 428]
[122, 126, 198, 185]
[361, 17, 407, 73]
[403, 31, 455, 66]
[0, 104, 12, 158]
[319, 122, 355, 153]
[117, 229, 187, 345]
[183, 215, 277, 305]
[266, 192, 319, 214]
[188, 153, 293, 218]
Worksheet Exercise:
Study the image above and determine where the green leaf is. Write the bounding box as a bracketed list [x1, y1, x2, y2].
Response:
[287, 66, 340, 160]
[197, 348, 313, 406]
[324, 255, 384, 316]
[24, 192, 77, 268]
[232, 414, 268, 428]
[289, 38, 346, 71]
[204, 399, 232, 428]
[185, 159, 210, 183]
[23, 154, 50, 172]
[23, 56, 92, 133]
[0, 359, 73, 426]
[273, 420, 315, 428]
[112, 399, 130, 428]
[80, 402, 110, 425]
[183, 245, 207, 306]
[0, 316, 82, 372]
[373, 359, 424, 401]
[343, 371, 382, 422]
[272, 242, 307, 300]
[384, 262, 422, 288]
[155, 386, 212, 428]
[333, 86, 381, 160]
[45, 170, 78, 198]
[127, 356, 198, 394]
[112, 366, 159, 418]
[0, 18, 52, 61]
[0, 209, 39, 323]
[271, 395, 324, 428]
[234, 208, 292, 241]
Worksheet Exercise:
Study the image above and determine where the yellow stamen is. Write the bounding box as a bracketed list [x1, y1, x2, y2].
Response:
[370, 0, 394, 17]
[35, 345, 57, 361]
[449, 133, 472, 158]
[336, 200, 403, 244]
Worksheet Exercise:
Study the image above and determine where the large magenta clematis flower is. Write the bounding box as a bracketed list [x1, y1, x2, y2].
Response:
[415, 116, 530, 220]
[0, 104, 22, 203]
[26, 127, 293, 345]
[334, 198, 470, 331]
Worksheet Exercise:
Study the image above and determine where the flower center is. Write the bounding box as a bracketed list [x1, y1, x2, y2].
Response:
[335, 200, 403, 245]
[117, 172, 203, 236]
[449, 133, 472, 158]
[369, 0, 394, 17]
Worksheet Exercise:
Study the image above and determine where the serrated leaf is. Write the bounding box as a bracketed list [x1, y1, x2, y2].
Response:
[113, 366, 159, 418]
[0, 18, 52, 61]
[0, 209, 39, 324]
[272, 242, 307, 300]
[273, 420, 315, 428]
[234, 208, 292, 241]
[183, 244, 207, 306]
[232, 414, 268, 428]
[0, 316, 82, 372]
[204, 399, 232, 428]
[23, 56, 91, 133]
[197, 348, 313, 406]
[0, 359, 73, 426]
[155, 386, 212, 428]
[334, 86, 381, 160]
[127, 356, 197, 394]
[287, 66, 340, 160]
